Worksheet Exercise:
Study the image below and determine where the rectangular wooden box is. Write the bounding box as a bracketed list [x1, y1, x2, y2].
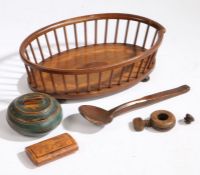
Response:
[26, 133, 78, 166]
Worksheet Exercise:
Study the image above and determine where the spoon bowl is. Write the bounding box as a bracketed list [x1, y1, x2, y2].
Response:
[79, 105, 112, 125]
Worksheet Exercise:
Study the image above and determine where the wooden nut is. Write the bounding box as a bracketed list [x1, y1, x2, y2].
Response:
[150, 110, 176, 131]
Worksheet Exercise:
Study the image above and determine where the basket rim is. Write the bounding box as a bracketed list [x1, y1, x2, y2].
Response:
[19, 13, 166, 74]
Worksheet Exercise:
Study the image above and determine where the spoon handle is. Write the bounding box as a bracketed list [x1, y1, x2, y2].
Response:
[110, 85, 190, 117]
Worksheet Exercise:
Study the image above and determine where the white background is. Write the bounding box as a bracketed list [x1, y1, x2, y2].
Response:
[0, 0, 200, 174]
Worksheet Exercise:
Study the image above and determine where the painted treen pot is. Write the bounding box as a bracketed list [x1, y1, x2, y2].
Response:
[7, 93, 62, 137]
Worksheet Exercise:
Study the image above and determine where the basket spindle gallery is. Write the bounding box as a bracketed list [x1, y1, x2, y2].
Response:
[20, 13, 165, 99]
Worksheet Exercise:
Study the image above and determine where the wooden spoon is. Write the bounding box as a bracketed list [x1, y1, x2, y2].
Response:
[79, 85, 190, 125]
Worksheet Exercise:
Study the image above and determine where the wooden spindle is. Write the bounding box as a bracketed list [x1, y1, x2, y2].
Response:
[142, 55, 152, 74]
[95, 20, 98, 44]
[147, 52, 157, 69]
[39, 71, 46, 91]
[73, 24, 78, 48]
[63, 26, 69, 50]
[151, 30, 158, 47]
[30, 68, 37, 88]
[146, 58, 153, 70]
[62, 74, 68, 93]
[124, 20, 130, 43]
[98, 72, 102, 90]
[50, 73, 56, 93]
[133, 22, 141, 46]
[87, 73, 90, 92]
[118, 67, 125, 85]
[149, 58, 155, 68]
[104, 19, 108, 43]
[44, 33, 52, 57]
[142, 53, 156, 73]
[29, 43, 37, 64]
[53, 29, 61, 53]
[108, 69, 114, 88]
[114, 19, 119, 43]
[25, 50, 30, 60]
[36, 38, 45, 61]
[142, 25, 150, 48]
[135, 59, 144, 78]
[25, 65, 31, 84]
[75, 74, 79, 93]
[84, 21, 88, 46]
[127, 63, 135, 81]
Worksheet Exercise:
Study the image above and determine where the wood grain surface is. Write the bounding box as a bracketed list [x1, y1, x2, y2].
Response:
[26, 133, 78, 166]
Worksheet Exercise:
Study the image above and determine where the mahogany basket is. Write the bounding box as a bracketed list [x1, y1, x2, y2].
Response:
[20, 13, 165, 99]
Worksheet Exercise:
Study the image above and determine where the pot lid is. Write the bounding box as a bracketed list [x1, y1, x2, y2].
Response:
[8, 93, 60, 121]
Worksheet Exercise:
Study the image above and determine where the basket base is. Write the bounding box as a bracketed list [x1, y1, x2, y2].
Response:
[40, 43, 145, 69]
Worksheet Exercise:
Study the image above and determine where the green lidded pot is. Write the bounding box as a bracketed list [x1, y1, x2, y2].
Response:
[7, 92, 62, 137]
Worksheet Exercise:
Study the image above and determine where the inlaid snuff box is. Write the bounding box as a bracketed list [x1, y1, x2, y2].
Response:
[7, 92, 62, 137]
[26, 133, 78, 166]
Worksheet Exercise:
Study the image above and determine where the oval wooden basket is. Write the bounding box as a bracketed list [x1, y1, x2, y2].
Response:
[20, 13, 165, 99]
